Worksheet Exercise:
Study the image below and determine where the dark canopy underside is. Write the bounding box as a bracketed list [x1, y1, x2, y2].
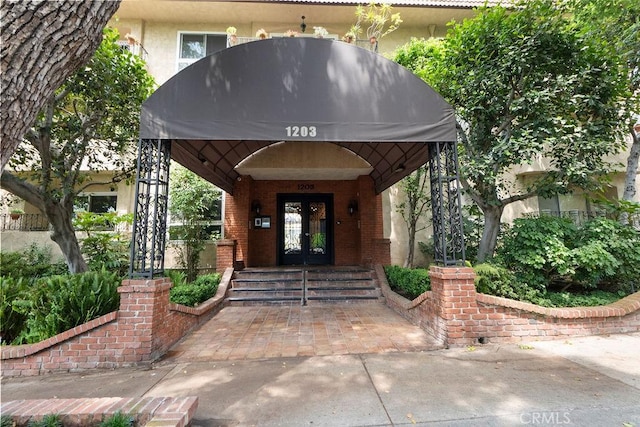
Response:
[140, 38, 455, 194]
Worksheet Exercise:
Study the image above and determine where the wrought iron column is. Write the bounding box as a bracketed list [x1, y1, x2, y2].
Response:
[429, 141, 465, 265]
[128, 138, 171, 278]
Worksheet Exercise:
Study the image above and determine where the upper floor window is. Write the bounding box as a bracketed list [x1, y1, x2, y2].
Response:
[177, 32, 226, 71]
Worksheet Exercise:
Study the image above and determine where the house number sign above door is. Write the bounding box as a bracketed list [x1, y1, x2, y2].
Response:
[285, 126, 317, 137]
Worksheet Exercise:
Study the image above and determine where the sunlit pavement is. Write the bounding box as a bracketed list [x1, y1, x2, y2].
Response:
[3, 326, 639, 426]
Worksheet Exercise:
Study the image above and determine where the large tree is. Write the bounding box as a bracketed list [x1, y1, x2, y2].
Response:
[1, 28, 155, 273]
[1, 0, 121, 172]
[569, 0, 640, 202]
[397, 1, 627, 262]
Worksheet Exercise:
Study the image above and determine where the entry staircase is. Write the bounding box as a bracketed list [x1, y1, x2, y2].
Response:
[225, 267, 383, 306]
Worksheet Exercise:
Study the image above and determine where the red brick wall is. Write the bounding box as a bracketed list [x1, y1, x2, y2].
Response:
[216, 239, 236, 270]
[223, 176, 388, 267]
[473, 294, 640, 342]
[1, 271, 231, 377]
[3, 266, 638, 377]
[377, 265, 640, 347]
[224, 175, 252, 264]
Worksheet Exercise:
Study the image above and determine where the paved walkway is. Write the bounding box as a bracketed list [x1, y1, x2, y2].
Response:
[4, 333, 640, 426]
[159, 304, 441, 364]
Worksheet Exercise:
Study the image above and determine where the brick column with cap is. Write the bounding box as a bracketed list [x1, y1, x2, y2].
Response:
[117, 277, 174, 362]
[429, 266, 478, 346]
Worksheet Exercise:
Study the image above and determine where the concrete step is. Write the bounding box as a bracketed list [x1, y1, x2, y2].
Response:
[225, 267, 383, 306]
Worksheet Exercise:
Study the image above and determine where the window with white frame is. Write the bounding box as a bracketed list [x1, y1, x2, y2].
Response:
[177, 32, 227, 71]
[74, 193, 118, 214]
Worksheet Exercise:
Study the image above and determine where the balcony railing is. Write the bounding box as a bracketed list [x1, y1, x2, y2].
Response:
[1, 214, 51, 231]
[0, 214, 130, 232]
[523, 210, 640, 230]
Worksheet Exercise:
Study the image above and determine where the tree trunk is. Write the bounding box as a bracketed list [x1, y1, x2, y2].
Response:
[476, 205, 504, 262]
[46, 203, 88, 274]
[404, 222, 416, 268]
[622, 130, 639, 201]
[1, 0, 121, 171]
[0, 171, 88, 274]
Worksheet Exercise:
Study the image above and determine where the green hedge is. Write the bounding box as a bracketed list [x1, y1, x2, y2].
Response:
[474, 262, 625, 308]
[384, 265, 431, 300]
[169, 273, 221, 307]
[497, 216, 640, 292]
[0, 244, 67, 282]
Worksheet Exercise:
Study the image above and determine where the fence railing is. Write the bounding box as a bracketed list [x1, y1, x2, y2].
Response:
[1, 213, 136, 233]
[523, 210, 640, 230]
[1, 214, 51, 231]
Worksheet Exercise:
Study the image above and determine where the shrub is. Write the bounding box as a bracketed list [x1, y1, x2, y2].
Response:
[474, 263, 624, 307]
[169, 273, 221, 307]
[80, 232, 131, 276]
[11, 268, 121, 345]
[497, 215, 577, 289]
[473, 263, 543, 302]
[0, 276, 30, 344]
[498, 215, 640, 293]
[0, 243, 67, 281]
[572, 218, 640, 292]
[76, 212, 133, 276]
[164, 269, 187, 288]
[531, 290, 626, 308]
[384, 265, 430, 300]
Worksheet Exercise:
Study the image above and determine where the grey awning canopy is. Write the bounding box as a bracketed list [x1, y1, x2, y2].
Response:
[140, 37, 456, 194]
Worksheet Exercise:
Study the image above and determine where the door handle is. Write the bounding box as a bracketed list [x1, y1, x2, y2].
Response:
[304, 233, 310, 236]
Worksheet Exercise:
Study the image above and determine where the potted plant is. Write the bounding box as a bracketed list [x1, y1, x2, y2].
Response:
[342, 31, 356, 44]
[313, 26, 328, 39]
[255, 28, 268, 40]
[226, 26, 238, 46]
[9, 208, 24, 220]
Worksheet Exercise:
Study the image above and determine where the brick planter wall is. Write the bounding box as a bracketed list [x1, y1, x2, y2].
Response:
[377, 265, 640, 347]
[1, 269, 232, 377]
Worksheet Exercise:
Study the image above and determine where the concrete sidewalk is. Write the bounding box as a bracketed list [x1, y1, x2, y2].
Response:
[3, 333, 640, 426]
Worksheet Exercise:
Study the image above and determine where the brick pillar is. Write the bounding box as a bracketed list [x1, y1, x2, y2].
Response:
[224, 176, 252, 266]
[117, 277, 173, 362]
[429, 266, 478, 346]
[216, 239, 236, 271]
[374, 238, 391, 266]
[356, 176, 390, 266]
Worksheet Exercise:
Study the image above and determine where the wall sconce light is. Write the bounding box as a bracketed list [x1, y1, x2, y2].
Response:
[300, 16, 307, 33]
[198, 153, 210, 167]
[348, 200, 358, 216]
[394, 163, 406, 173]
[251, 200, 262, 215]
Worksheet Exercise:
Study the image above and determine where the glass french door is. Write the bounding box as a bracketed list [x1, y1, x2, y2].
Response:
[278, 194, 333, 265]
